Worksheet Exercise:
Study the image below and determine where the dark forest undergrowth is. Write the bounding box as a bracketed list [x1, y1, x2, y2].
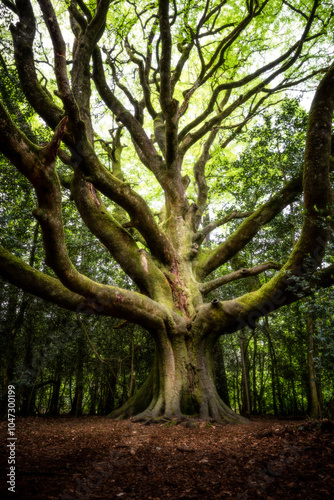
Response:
[1, 416, 334, 499]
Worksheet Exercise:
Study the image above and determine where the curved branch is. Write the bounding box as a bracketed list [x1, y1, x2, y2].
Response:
[92, 47, 165, 182]
[124, 39, 157, 120]
[200, 261, 281, 296]
[0, 245, 171, 330]
[197, 174, 302, 279]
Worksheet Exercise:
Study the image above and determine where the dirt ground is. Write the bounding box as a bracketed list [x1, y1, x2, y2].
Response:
[1, 416, 334, 499]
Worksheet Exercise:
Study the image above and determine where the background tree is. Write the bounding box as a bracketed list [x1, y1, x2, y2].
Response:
[0, 0, 334, 423]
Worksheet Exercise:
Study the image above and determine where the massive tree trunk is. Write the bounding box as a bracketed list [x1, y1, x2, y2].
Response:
[111, 322, 246, 423]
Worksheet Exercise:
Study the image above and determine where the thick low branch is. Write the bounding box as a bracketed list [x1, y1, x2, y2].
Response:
[200, 262, 281, 295]
[0, 246, 85, 312]
[0, 245, 171, 330]
[193, 263, 334, 341]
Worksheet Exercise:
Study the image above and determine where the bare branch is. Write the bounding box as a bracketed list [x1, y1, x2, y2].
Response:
[200, 261, 282, 295]
[196, 211, 253, 245]
[0, 245, 86, 312]
[196, 174, 303, 280]
[179, 1, 320, 148]
[283, 0, 308, 20]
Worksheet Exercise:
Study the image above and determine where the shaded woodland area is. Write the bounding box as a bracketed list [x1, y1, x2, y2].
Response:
[1, 265, 334, 421]
[1, 277, 334, 420]
[1, 0, 334, 497]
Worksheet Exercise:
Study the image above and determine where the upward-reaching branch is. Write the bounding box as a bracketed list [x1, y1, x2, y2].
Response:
[158, 0, 179, 170]
[93, 48, 165, 183]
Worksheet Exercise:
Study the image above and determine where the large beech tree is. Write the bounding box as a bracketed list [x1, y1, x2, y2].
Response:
[0, 0, 334, 422]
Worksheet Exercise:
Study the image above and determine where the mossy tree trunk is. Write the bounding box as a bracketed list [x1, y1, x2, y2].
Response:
[111, 322, 245, 423]
[0, 0, 334, 424]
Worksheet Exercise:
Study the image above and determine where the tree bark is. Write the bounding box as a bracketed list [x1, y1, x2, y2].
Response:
[239, 331, 251, 418]
[110, 325, 246, 424]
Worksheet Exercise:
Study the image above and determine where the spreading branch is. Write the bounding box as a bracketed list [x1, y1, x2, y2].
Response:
[197, 175, 303, 279]
[200, 261, 282, 296]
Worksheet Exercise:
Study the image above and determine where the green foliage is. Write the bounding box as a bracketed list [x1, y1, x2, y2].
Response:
[208, 98, 307, 213]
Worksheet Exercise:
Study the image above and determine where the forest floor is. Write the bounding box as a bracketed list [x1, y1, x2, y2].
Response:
[1, 416, 334, 499]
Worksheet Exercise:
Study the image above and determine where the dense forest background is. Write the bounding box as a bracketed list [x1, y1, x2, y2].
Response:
[1, 97, 333, 421]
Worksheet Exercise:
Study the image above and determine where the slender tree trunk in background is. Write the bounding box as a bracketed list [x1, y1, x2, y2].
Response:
[239, 331, 251, 418]
[1, 224, 38, 417]
[258, 351, 267, 414]
[99, 372, 117, 415]
[128, 328, 135, 399]
[289, 353, 298, 414]
[71, 330, 85, 417]
[232, 377, 236, 412]
[49, 361, 62, 416]
[214, 340, 231, 408]
[233, 347, 241, 414]
[1, 294, 31, 417]
[252, 333, 258, 414]
[264, 318, 278, 416]
[264, 317, 285, 415]
[1, 291, 18, 415]
[89, 374, 99, 415]
[307, 310, 322, 418]
[275, 359, 284, 415]
[20, 325, 35, 416]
